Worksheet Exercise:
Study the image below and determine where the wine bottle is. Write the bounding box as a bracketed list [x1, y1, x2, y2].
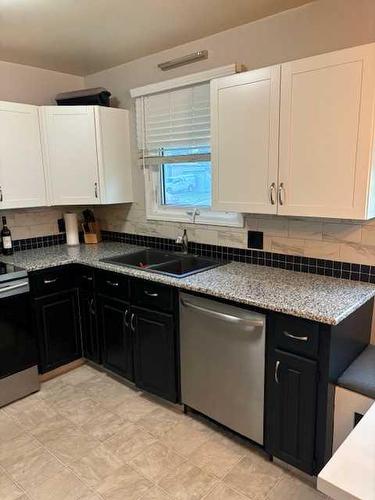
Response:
[1, 216, 13, 255]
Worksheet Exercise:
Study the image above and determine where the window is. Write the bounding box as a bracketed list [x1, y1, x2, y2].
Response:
[136, 81, 243, 227]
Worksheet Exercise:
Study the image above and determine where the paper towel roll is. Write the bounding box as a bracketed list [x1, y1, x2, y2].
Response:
[64, 213, 79, 246]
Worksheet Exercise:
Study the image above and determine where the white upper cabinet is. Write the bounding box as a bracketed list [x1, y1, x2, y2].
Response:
[41, 105, 133, 206]
[211, 66, 280, 214]
[211, 43, 375, 220]
[278, 43, 375, 219]
[0, 101, 46, 209]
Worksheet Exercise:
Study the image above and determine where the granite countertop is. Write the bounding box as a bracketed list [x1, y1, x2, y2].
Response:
[3, 242, 375, 325]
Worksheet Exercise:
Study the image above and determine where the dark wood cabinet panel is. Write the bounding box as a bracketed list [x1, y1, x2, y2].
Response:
[265, 349, 318, 474]
[132, 306, 177, 403]
[79, 290, 100, 364]
[34, 289, 81, 373]
[97, 293, 133, 381]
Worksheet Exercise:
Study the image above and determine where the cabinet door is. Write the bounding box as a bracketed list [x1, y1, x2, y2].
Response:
[79, 290, 100, 364]
[34, 289, 81, 373]
[266, 349, 318, 474]
[41, 106, 100, 205]
[0, 101, 46, 208]
[97, 294, 133, 380]
[132, 306, 177, 402]
[279, 44, 375, 218]
[211, 66, 280, 213]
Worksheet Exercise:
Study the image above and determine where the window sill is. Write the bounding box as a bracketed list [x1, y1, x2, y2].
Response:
[146, 208, 244, 228]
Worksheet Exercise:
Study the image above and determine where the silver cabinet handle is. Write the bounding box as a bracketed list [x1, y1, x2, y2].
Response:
[44, 278, 58, 284]
[181, 299, 264, 327]
[89, 298, 95, 316]
[130, 313, 136, 332]
[269, 183, 276, 205]
[106, 280, 119, 287]
[144, 290, 158, 297]
[283, 330, 308, 341]
[94, 182, 98, 198]
[275, 360, 280, 384]
[278, 182, 285, 206]
[82, 275, 93, 281]
[0, 186, 3, 202]
[124, 309, 129, 327]
[0, 281, 29, 293]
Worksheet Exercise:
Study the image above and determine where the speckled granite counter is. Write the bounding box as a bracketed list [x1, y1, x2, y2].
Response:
[2, 242, 375, 325]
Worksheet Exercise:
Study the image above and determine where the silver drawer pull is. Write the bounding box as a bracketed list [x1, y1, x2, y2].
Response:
[144, 290, 158, 297]
[283, 331, 308, 342]
[275, 360, 280, 384]
[44, 278, 58, 284]
[82, 275, 93, 281]
[106, 280, 119, 287]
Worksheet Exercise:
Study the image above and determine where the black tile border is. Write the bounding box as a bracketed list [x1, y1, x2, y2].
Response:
[12, 233, 67, 252]
[101, 230, 375, 284]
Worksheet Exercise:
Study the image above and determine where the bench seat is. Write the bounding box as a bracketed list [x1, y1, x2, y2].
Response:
[338, 344, 375, 399]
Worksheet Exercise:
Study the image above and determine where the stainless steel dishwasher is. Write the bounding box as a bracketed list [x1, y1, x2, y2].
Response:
[180, 292, 265, 445]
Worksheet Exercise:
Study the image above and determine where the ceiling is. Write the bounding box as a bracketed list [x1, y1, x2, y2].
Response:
[0, 0, 312, 75]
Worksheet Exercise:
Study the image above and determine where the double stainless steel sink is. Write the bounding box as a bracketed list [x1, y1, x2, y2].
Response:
[101, 248, 221, 278]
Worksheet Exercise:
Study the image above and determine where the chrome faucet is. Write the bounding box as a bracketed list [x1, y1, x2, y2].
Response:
[176, 229, 189, 254]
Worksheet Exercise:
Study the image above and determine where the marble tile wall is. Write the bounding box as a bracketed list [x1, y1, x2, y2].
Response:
[95, 204, 375, 267]
[0, 207, 88, 240]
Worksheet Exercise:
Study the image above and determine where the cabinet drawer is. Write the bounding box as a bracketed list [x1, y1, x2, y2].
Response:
[132, 279, 174, 312]
[31, 267, 73, 296]
[273, 315, 319, 358]
[76, 266, 95, 291]
[96, 270, 129, 299]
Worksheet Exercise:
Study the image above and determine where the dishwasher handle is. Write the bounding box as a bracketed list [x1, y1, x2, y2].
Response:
[180, 298, 264, 328]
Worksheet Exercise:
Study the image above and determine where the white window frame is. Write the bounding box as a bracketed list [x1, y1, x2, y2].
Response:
[132, 65, 244, 228]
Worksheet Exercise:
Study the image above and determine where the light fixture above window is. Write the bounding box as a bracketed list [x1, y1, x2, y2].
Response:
[158, 50, 208, 71]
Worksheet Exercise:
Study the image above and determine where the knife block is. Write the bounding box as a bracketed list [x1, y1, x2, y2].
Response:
[82, 222, 102, 244]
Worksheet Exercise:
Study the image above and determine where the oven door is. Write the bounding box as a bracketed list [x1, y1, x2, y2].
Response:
[0, 279, 37, 379]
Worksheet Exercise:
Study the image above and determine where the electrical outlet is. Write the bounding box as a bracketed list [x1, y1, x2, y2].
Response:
[247, 231, 263, 250]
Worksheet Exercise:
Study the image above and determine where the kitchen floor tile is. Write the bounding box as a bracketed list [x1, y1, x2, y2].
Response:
[224, 454, 284, 499]
[79, 407, 129, 442]
[25, 468, 94, 500]
[266, 472, 327, 499]
[139, 485, 172, 499]
[70, 443, 124, 489]
[158, 461, 218, 500]
[0, 433, 41, 470]
[97, 463, 153, 500]
[0, 468, 25, 500]
[113, 393, 160, 422]
[4, 445, 66, 489]
[136, 406, 183, 438]
[160, 417, 214, 457]
[102, 421, 157, 462]
[129, 440, 186, 482]
[0, 411, 25, 443]
[202, 482, 249, 499]
[189, 434, 245, 478]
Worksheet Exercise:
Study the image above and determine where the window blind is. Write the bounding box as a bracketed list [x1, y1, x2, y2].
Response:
[136, 82, 210, 164]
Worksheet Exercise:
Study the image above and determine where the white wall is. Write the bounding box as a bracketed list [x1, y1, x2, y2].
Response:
[0, 60, 84, 105]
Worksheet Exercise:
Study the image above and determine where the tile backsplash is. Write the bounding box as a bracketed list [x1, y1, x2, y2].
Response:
[95, 204, 375, 267]
[0, 206, 86, 240]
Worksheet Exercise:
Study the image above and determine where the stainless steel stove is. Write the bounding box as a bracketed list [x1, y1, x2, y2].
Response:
[0, 262, 40, 407]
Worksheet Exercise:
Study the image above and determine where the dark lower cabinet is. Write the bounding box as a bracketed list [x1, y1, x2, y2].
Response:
[266, 349, 318, 474]
[79, 290, 100, 364]
[34, 289, 81, 373]
[97, 294, 134, 381]
[133, 306, 177, 403]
